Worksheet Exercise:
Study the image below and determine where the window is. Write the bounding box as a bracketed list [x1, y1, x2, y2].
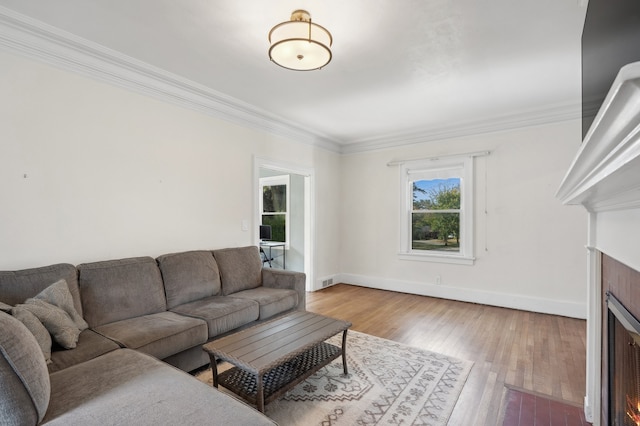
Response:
[259, 175, 289, 245]
[399, 156, 474, 264]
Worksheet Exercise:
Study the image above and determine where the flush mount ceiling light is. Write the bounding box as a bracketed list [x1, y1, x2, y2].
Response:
[268, 9, 332, 71]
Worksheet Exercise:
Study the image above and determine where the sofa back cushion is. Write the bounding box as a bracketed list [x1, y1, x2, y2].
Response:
[78, 257, 167, 328]
[0, 312, 50, 425]
[213, 246, 262, 296]
[157, 251, 221, 309]
[0, 263, 82, 316]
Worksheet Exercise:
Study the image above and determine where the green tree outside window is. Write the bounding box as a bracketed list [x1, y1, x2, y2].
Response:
[411, 179, 461, 251]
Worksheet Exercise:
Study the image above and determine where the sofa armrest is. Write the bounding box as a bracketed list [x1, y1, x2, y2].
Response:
[261, 269, 306, 310]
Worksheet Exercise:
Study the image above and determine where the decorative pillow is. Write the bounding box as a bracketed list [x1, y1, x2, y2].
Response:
[11, 306, 53, 364]
[34, 279, 88, 331]
[0, 301, 11, 312]
[0, 312, 51, 425]
[19, 298, 80, 349]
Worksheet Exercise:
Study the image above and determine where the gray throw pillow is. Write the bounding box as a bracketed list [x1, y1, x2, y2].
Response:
[0, 312, 51, 424]
[11, 306, 53, 364]
[34, 279, 88, 331]
[19, 298, 80, 349]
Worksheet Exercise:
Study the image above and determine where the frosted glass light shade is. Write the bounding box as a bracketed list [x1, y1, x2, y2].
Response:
[268, 10, 332, 71]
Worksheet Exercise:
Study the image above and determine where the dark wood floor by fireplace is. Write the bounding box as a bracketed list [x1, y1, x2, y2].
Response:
[501, 387, 591, 426]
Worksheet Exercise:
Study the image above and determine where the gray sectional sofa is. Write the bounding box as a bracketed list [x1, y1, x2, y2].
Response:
[0, 245, 305, 425]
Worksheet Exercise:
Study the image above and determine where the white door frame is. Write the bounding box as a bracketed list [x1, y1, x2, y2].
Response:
[254, 156, 314, 291]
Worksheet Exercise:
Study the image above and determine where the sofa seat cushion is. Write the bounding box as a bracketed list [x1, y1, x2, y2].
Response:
[49, 329, 120, 373]
[157, 250, 221, 309]
[93, 312, 207, 360]
[262, 268, 307, 310]
[170, 296, 259, 338]
[42, 348, 277, 426]
[230, 287, 298, 320]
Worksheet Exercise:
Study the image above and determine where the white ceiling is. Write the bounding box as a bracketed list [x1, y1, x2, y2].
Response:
[0, 0, 587, 152]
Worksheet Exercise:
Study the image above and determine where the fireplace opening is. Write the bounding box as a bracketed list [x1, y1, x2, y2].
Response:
[608, 292, 640, 425]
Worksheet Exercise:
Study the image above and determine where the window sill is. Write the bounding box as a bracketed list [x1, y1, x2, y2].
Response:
[398, 252, 475, 265]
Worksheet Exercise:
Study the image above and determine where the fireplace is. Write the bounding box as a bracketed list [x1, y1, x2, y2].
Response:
[608, 292, 640, 425]
[556, 56, 640, 423]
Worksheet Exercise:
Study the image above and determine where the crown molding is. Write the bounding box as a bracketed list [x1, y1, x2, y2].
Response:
[0, 6, 582, 156]
[0, 6, 342, 153]
[340, 101, 582, 154]
[557, 61, 640, 212]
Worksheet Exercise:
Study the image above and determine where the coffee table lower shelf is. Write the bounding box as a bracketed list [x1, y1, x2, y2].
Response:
[217, 341, 342, 408]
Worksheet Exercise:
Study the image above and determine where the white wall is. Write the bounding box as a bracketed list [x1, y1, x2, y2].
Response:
[596, 208, 640, 273]
[0, 49, 588, 318]
[0, 50, 342, 282]
[338, 121, 588, 318]
[288, 174, 305, 272]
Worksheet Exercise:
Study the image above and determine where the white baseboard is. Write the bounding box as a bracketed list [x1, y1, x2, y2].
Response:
[334, 273, 587, 319]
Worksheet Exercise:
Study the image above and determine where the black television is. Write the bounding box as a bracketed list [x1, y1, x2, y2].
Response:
[582, 0, 640, 138]
[259, 225, 272, 241]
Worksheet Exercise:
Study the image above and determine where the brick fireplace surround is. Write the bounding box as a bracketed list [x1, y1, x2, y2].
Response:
[557, 61, 640, 425]
[601, 255, 640, 424]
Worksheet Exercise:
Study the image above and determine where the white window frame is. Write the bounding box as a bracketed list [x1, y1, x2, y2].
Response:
[399, 156, 475, 265]
[259, 175, 290, 248]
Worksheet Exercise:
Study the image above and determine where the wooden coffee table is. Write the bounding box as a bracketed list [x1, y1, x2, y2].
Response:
[202, 311, 351, 412]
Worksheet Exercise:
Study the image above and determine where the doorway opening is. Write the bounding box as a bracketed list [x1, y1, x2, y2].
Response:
[254, 157, 313, 292]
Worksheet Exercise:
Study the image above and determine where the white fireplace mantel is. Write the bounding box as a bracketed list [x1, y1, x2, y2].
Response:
[557, 61, 640, 212]
[557, 61, 640, 424]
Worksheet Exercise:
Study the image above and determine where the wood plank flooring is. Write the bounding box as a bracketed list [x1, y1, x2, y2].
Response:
[305, 284, 587, 426]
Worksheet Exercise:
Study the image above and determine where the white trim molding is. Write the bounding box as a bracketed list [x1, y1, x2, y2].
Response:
[254, 157, 315, 292]
[557, 61, 640, 212]
[0, 6, 582, 155]
[581, 212, 600, 424]
[337, 273, 587, 319]
[583, 244, 601, 423]
[0, 6, 341, 153]
[557, 62, 640, 425]
[342, 102, 581, 154]
[398, 154, 476, 265]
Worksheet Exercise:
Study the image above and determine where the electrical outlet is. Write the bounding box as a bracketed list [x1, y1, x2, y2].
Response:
[435, 275, 441, 285]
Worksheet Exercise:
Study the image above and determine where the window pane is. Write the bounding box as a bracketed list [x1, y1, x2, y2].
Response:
[262, 215, 286, 242]
[262, 185, 287, 213]
[412, 212, 460, 252]
[413, 178, 461, 210]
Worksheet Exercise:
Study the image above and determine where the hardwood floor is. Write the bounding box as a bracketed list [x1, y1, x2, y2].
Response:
[305, 284, 587, 426]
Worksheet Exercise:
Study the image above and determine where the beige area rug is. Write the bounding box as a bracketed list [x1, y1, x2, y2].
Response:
[196, 331, 473, 426]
